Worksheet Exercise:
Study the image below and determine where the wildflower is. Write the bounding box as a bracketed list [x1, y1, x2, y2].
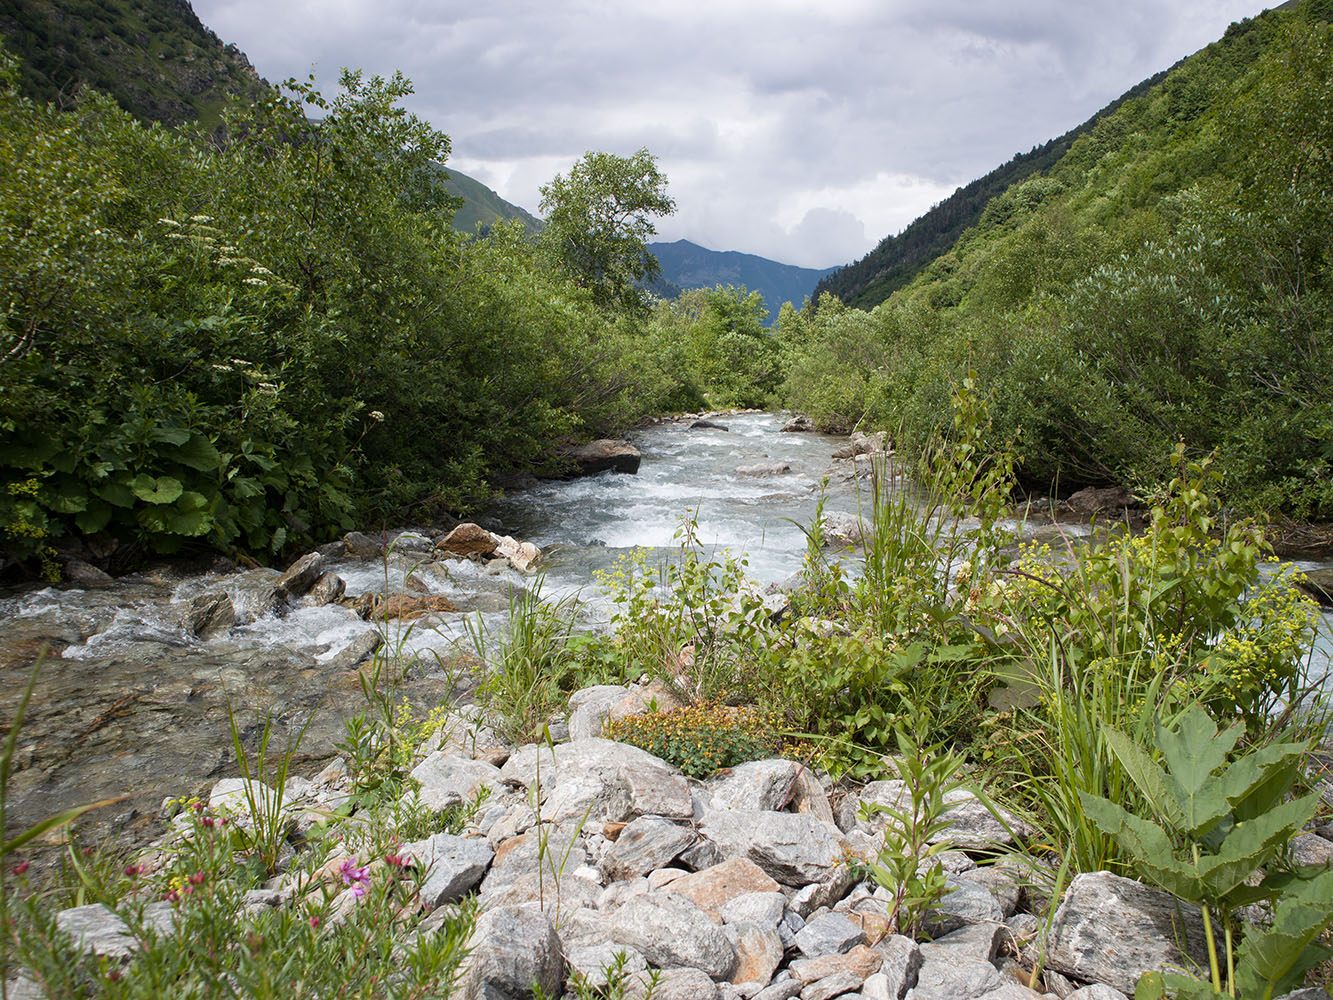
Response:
[309, 915, 321, 928]
[340, 857, 371, 899]
[369, 410, 385, 422]
[189, 871, 206, 886]
[12, 861, 29, 876]
[124, 864, 145, 878]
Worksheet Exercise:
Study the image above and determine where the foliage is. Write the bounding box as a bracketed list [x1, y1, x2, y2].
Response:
[539, 147, 676, 313]
[1081, 704, 1331, 998]
[604, 702, 785, 779]
[856, 732, 967, 938]
[469, 580, 581, 745]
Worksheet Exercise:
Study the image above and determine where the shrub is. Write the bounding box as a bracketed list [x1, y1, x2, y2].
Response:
[605, 702, 785, 779]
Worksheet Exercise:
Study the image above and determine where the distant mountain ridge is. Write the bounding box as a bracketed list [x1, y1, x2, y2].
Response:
[648, 239, 837, 321]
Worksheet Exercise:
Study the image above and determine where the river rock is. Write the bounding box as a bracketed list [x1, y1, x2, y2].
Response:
[371, 593, 458, 621]
[403, 832, 494, 907]
[461, 903, 564, 1000]
[324, 627, 384, 670]
[610, 893, 739, 980]
[782, 415, 815, 432]
[438, 523, 500, 558]
[692, 419, 730, 431]
[821, 513, 866, 548]
[919, 874, 1004, 937]
[791, 944, 882, 984]
[566, 944, 648, 988]
[305, 572, 345, 606]
[726, 922, 785, 985]
[870, 936, 922, 1000]
[1043, 871, 1214, 995]
[564, 440, 643, 476]
[185, 591, 234, 637]
[720, 891, 786, 928]
[274, 551, 323, 600]
[794, 912, 868, 958]
[600, 816, 698, 880]
[671, 859, 783, 921]
[632, 968, 721, 1000]
[500, 738, 692, 824]
[1297, 568, 1333, 607]
[737, 462, 791, 477]
[832, 432, 887, 460]
[494, 535, 541, 573]
[342, 530, 384, 558]
[55, 902, 175, 958]
[906, 954, 1003, 1000]
[701, 809, 848, 886]
[1063, 486, 1138, 516]
[410, 753, 503, 811]
[1064, 988, 1130, 1000]
[62, 558, 115, 589]
[706, 759, 801, 812]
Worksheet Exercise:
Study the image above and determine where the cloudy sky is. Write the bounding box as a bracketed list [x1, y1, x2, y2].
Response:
[194, 0, 1262, 268]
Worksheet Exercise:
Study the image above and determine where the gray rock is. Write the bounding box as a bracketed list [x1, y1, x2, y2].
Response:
[1289, 831, 1333, 867]
[410, 753, 503, 812]
[1064, 987, 1130, 1000]
[342, 530, 384, 558]
[702, 809, 848, 886]
[484, 823, 587, 896]
[726, 922, 786, 986]
[1297, 568, 1333, 607]
[186, 591, 234, 637]
[904, 956, 1002, 1000]
[872, 936, 922, 1000]
[919, 922, 1006, 964]
[568, 685, 630, 740]
[920, 874, 1004, 937]
[1043, 872, 1214, 996]
[737, 462, 792, 477]
[564, 440, 643, 476]
[681, 838, 727, 872]
[404, 832, 494, 907]
[601, 816, 698, 881]
[63, 558, 114, 589]
[632, 967, 720, 1000]
[55, 902, 174, 958]
[1273, 990, 1333, 1000]
[462, 903, 564, 1000]
[794, 911, 868, 958]
[324, 628, 383, 670]
[306, 572, 346, 606]
[707, 760, 802, 812]
[783, 415, 815, 433]
[1041, 969, 1078, 998]
[274, 551, 323, 600]
[754, 981, 806, 1000]
[720, 891, 787, 928]
[974, 985, 1045, 1000]
[501, 739, 692, 824]
[801, 971, 864, 1000]
[789, 867, 860, 918]
[610, 893, 739, 980]
[692, 419, 731, 431]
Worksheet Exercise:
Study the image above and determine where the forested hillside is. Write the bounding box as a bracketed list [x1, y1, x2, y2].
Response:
[0, 0, 270, 126]
[812, 66, 1175, 309]
[784, 0, 1333, 519]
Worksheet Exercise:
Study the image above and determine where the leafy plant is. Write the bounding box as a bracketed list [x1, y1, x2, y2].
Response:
[857, 731, 968, 939]
[605, 702, 785, 779]
[1081, 704, 1328, 997]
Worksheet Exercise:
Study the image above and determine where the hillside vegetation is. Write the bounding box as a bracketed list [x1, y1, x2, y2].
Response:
[0, 0, 271, 127]
[784, 0, 1333, 520]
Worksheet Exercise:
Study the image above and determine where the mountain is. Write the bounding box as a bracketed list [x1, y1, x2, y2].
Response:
[0, 0, 271, 128]
[440, 167, 543, 234]
[648, 239, 837, 321]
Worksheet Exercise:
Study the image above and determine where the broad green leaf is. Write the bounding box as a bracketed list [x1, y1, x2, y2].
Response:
[131, 474, 184, 505]
[1194, 793, 1321, 899]
[165, 491, 212, 536]
[1157, 705, 1241, 835]
[93, 480, 135, 508]
[149, 425, 191, 446]
[1104, 724, 1186, 829]
[171, 433, 223, 472]
[1225, 744, 1308, 822]
[75, 500, 113, 533]
[47, 485, 88, 513]
[1234, 869, 1333, 998]
[1079, 793, 1203, 900]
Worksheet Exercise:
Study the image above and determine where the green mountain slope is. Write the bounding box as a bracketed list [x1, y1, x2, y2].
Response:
[440, 167, 543, 234]
[784, 0, 1333, 517]
[0, 0, 271, 127]
[649, 239, 837, 322]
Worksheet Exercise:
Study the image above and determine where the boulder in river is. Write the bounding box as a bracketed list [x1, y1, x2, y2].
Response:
[781, 415, 815, 433]
[185, 591, 235, 638]
[691, 419, 730, 432]
[832, 432, 887, 460]
[562, 439, 642, 476]
[1297, 568, 1333, 607]
[737, 462, 791, 477]
[273, 551, 324, 601]
[437, 523, 501, 558]
[1062, 486, 1139, 517]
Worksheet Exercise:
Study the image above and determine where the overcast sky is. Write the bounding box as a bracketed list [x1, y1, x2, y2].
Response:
[193, 0, 1263, 268]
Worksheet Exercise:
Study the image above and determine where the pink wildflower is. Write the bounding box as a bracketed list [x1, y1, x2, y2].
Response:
[339, 857, 371, 899]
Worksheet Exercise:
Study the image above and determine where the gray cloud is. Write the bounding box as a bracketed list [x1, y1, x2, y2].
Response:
[195, 0, 1262, 267]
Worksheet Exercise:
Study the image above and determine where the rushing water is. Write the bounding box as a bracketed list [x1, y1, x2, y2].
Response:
[1, 409, 1330, 854]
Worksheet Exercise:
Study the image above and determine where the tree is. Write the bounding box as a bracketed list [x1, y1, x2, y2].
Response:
[539, 148, 676, 312]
